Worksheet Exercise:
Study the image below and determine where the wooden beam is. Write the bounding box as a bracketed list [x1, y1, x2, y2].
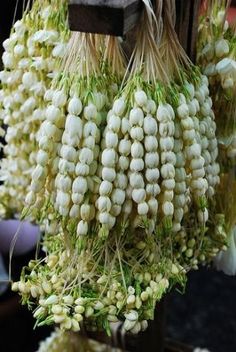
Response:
[68, 0, 143, 36]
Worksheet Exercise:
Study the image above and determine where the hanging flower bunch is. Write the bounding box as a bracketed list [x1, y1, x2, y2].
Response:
[197, 0, 236, 275]
[157, 0, 226, 269]
[10, 0, 226, 336]
[0, 0, 69, 219]
[197, 0, 236, 166]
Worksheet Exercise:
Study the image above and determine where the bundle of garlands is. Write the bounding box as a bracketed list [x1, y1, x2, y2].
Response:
[1, 0, 226, 336]
[197, 0, 236, 275]
[0, 0, 69, 219]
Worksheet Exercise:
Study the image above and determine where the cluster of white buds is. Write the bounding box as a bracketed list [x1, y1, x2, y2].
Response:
[177, 92, 208, 218]
[157, 103, 175, 221]
[12, 225, 179, 335]
[0, 0, 69, 216]
[173, 121, 187, 233]
[129, 93, 148, 220]
[97, 98, 125, 231]
[197, 76, 220, 197]
[197, 7, 236, 164]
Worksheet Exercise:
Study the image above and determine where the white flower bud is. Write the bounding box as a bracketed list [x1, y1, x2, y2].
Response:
[112, 188, 125, 205]
[162, 201, 174, 216]
[119, 156, 129, 170]
[129, 173, 144, 188]
[80, 204, 91, 221]
[25, 191, 36, 205]
[132, 188, 146, 203]
[127, 294, 136, 305]
[99, 180, 112, 195]
[52, 90, 67, 107]
[123, 319, 137, 331]
[97, 196, 112, 212]
[187, 144, 201, 159]
[65, 115, 83, 138]
[113, 98, 126, 116]
[174, 195, 185, 208]
[130, 158, 144, 172]
[215, 39, 229, 58]
[146, 184, 160, 196]
[58, 159, 75, 174]
[83, 136, 95, 149]
[145, 168, 160, 182]
[183, 129, 195, 141]
[145, 152, 159, 168]
[145, 99, 156, 114]
[156, 104, 172, 122]
[60, 145, 77, 162]
[119, 139, 131, 156]
[83, 121, 97, 138]
[102, 167, 116, 182]
[77, 220, 88, 236]
[177, 104, 189, 119]
[36, 150, 49, 166]
[121, 117, 130, 134]
[79, 148, 94, 165]
[130, 126, 144, 141]
[68, 97, 82, 116]
[161, 163, 175, 179]
[148, 198, 158, 215]
[99, 212, 115, 228]
[69, 204, 80, 218]
[45, 105, 60, 123]
[216, 57, 236, 75]
[134, 90, 147, 107]
[14, 44, 25, 56]
[75, 162, 90, 176]
[102, 148, 116, 167]
[161, 151, 176, 165]
[32, 165, 46, 181]
[197, 208, 209, 223]
[108, 115, 121, 132]
[114, 173, 128, 189]
[138, 202, 149, 215]
[72, 177, 87, 194]
[105, 131, 118, 148]
[2, 52, 15, 69]
[129, 108, 144, 126]
[190, 157, 205, 170]
[57, 175, 72, 192]
[72, 193, 84, 204]
[44, 89, 54, 102]
[144, 136, 158, 152]
[125, 310, 139, 321]
[143, 115, 158, 135]
[159, 121, 175, 137]
[57, 191, 70, 207]
[162, 178, 175, 190]
[191, 178, 208, 190]
[131, 141, 144, 158]
[45, 295, 58, 305]
[160, 137, 174, 151]
[164, 190, 174, 201]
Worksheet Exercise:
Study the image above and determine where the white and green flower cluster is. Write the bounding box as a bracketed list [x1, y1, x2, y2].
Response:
[0, 0, 68, 218]
[8, 0, 227, 336]
[197, 2, 236, 163]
